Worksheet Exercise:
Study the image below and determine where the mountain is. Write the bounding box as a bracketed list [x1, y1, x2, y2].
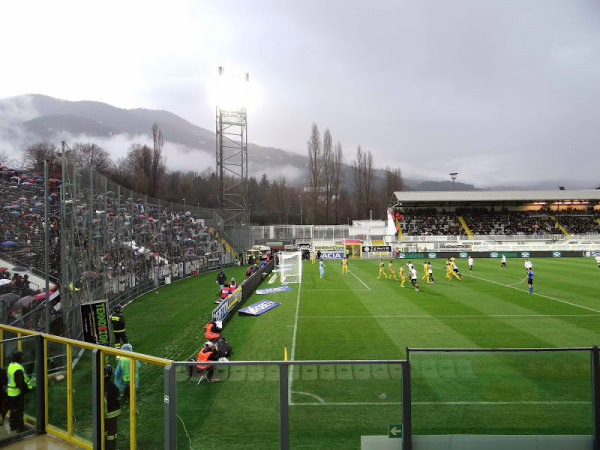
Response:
[0, 94, 475, 191]
[0, 94, 311, 182]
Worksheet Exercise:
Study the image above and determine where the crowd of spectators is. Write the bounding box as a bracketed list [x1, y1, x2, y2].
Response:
[393, 207, 600, 236]
[0, 164, 234, 335]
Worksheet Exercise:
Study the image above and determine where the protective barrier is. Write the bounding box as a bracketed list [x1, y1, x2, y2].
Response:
[3, 323, 600, 450]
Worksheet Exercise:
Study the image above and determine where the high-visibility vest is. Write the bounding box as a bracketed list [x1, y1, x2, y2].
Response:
[196, 349, 214, 369]
[204, 322, 220, 340]
[7, 362, 32, 397]
[119, 357, 131, 382]
[220, 287, 230, 299]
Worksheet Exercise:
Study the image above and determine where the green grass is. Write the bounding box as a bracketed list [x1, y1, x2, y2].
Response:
[121, 257, 600, 449]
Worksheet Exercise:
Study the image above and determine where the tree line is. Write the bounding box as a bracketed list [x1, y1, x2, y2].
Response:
[7, 122, 403, 226]
[306, 122, 404, 224]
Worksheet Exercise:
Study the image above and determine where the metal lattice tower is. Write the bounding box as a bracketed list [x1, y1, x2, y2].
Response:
[215, 68, 249, 236]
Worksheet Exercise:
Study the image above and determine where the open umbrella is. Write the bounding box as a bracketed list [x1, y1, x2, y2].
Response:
[1, 241, 17, 246]
[81, 271, 98, 278]
[0, 279, 11, 286]
[14, 295, 36, 309]
[0, 267, 8, 271]
[35, 292, 49, 300]
[11, 266, 27, 272]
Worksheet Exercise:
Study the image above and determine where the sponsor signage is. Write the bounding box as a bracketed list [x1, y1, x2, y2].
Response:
[490, 252, 517, 258]
[428, 252, 437, 259]
[398, 252, 426, 259]
[521, 252, 530, 258]
[459, 252, 468, 258]
[81, 300, 111, 345]
[552, 251, 562, 257]
[362, 246, 392, 252]
[212, 287, 243, 322]
[314, 244, 345, 252]
[321, 251, 345, 259]
[239, 300, 281, 316]
[256, 286, 293, 294]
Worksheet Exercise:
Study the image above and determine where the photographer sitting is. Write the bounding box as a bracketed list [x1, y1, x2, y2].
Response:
[204, 320, 222, 342]
[196, 342, 220, 383]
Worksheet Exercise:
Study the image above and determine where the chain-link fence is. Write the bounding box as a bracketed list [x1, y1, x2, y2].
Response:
[0, 150, 237, 339]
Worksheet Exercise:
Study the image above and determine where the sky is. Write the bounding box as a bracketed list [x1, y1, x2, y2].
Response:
[1, 0, 599, 188]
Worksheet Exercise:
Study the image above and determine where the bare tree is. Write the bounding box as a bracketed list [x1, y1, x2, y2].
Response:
[331, 142, 344, 224]
[383, 167, 403, 199]
[151, 123, 165, 197]
[352, 146, 365, 219]
[307, 123, 322, 224]
[122, 144, 154, 194]
[364, 150, 374, 218]
[23, 142, 57, 172]
[72, 142, 112, 174]
[321, 129, 333, 223]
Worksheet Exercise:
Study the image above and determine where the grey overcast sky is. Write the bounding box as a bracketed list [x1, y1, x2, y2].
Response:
[1, 0, 599, 188]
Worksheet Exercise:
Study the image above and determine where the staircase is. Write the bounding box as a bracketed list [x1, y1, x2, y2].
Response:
[457, 216, 474, 240]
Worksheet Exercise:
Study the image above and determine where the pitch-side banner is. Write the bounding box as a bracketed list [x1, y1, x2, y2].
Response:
[238, 300, 281, 316]
[81, 300, 111, 346]
[362, 245, 392, 252]
[320, 251, 344, 259]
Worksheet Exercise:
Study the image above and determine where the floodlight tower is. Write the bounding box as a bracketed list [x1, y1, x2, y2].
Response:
[215, 67, 249, 241]
[449, 172, 459, 191]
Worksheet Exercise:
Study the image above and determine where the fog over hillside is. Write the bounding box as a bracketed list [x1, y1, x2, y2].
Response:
[1, 94, 593, 191]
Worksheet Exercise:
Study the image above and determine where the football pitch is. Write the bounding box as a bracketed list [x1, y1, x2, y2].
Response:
[125, 256, 600, 449]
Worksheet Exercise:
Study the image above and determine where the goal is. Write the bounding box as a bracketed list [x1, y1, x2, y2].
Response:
[279, 251, 302, 284]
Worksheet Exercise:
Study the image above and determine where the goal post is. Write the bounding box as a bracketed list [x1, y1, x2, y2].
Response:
[279, 251, 302, 284]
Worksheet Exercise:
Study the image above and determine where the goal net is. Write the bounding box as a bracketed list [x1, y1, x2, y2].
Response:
[279, 251, 302, 284]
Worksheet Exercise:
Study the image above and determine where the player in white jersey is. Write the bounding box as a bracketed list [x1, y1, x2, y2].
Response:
[524, 259, 533, 272]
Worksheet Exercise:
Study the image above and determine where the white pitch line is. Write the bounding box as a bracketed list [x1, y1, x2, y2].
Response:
[301, 288, 370, 292]
[349, 270, 371, 290]
[298, 314, 600, 319]
[288, 279, 302, 404]
[291, 400, 588, 406]
[434, 265, 600, 314]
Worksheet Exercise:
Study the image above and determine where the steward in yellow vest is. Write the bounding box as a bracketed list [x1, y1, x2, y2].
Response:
[7, 350, 32, 433]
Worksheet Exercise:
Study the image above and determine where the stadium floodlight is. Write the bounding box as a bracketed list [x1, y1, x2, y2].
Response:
[449, 172, 459, 191]
[213, 66, 251, 110]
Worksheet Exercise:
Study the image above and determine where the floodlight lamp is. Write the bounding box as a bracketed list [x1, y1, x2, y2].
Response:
[213, 67, 252, 110]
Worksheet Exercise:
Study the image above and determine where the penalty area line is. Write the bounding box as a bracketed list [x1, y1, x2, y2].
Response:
[349, 270, 371, 290]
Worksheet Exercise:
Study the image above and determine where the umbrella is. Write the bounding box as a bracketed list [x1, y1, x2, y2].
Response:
[34, 202, 43, 207]
[152, 252, 159, 256]
[0, 267, 8, 271]
[9, 211, 20, 214]
[14, 295, 36, 309]
[0, 279, 11, 286]
[147, 217, 154, 221]
[81, 271, 98, 278]
[35, 292, 49, 300]
[4, 205, 18, 209]
[1, 241, 17, 246]
[18, 197, 27, 201]
[12, 266, 27, 272]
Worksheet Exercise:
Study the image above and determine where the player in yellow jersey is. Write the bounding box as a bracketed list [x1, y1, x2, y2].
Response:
[421, 261, 429, 282]
[388, 260, 397, 280]
[445, 259, 453, 279]
[311, 252, 316, 264]
[341, 257, 349, 274]
[398, 264, 406, 287]
[377, 259, 387, 279]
